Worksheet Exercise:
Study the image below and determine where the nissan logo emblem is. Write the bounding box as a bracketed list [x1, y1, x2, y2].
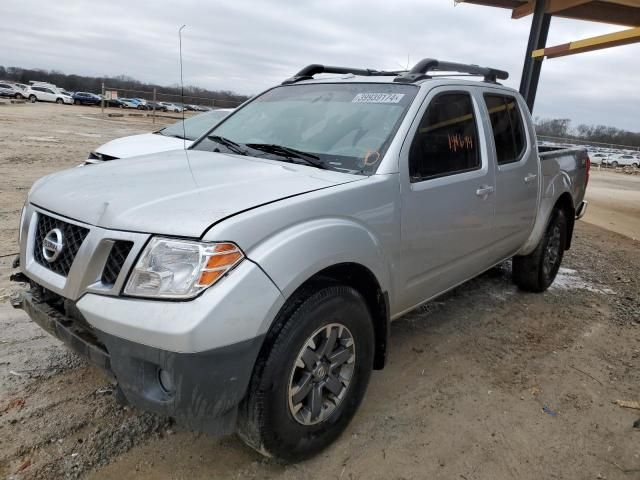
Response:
[42, 228, 64, 262]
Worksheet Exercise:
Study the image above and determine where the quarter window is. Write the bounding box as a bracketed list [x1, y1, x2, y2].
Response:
[484, 94, 526, 165]
[409, 92, 480, 182]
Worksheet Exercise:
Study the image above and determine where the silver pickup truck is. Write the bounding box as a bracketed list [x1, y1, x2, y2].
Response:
[11, 59, 589, 461]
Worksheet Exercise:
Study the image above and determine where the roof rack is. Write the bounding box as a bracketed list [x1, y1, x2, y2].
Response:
[282, 59, 509, 85]
[282, 64, 401, 85]
[393, 58, 508, 84]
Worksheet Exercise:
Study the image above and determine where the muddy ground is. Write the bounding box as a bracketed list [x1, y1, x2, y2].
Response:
[0, 103, 638, 479]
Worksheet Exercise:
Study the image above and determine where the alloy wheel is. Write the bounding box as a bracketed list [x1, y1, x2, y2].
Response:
[543, 224, 561, 277]
[288, 323, 356, 426]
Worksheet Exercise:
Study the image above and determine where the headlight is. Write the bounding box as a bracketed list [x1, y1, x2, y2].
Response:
[124, 238, 244, 299]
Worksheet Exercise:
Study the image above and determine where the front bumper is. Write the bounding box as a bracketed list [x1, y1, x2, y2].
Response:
[12, 289, 264, 435]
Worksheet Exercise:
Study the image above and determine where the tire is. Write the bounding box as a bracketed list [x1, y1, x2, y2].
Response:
[74, 99, 80, 105]
[29, 95, 37, 103]
[15, 93, 23, 99]
[238, 282, 374, 461]
[137, 105, 144, 110]
[56, 98, 64, 104]
[610, 161, 618, 168]
[513, 208, 567, 292]
[632, 163, 639, 169]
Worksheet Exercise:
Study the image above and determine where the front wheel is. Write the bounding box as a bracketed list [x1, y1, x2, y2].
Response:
[238, 283, 374, 461]
[29, 95, 37, 103]
[610, 161, 619, 168]
[15, 93, 23, 99]
[56, 98, 64, 104]
[513, 209, 567, 292]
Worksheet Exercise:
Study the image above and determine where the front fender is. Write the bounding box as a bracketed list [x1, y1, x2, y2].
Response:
[245, 217, 391, 322]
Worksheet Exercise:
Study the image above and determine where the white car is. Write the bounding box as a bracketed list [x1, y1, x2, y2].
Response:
[160, 102, 183, 112]
[26, 86, 73, 104]
[606, 154, 639, 168]
[87, 108, 234, 162]
[0, 82, 28, 99]
[588, 152, 609, 165]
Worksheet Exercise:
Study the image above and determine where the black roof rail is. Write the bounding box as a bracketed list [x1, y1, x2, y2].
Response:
[282, 64, 401, 85]
[393, 58, 509, 84]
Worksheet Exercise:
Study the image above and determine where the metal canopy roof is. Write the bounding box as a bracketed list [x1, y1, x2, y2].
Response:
[461, 0, 640, 26]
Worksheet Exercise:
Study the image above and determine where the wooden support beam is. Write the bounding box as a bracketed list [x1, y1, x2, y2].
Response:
[512, 0, 594, 19]
[532, 26, 640, 58]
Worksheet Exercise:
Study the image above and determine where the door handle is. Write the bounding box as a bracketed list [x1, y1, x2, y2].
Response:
[524, 173, 537, 183]
[475, 185, 495, 197]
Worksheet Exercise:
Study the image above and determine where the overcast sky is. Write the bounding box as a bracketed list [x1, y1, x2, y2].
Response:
[2, 0, 638, 131]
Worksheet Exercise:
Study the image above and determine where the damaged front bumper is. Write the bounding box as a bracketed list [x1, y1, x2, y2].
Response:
[11, 288, 264, 435]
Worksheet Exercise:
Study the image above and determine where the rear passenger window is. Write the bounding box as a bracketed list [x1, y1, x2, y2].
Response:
[484, 94, 526, 165]
[409, 92, 480, 182]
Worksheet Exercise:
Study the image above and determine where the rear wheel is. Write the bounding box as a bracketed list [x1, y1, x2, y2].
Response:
[15, 93, 23, 99]
[632, 163, 639, 168]
[29, 95, 37, 103]
[512, 209, 567, 292]
[238, 283, 374, 461]
[610, 161, 619, 168]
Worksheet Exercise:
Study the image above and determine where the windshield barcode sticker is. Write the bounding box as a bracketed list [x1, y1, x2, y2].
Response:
[352, 93, 405, 104]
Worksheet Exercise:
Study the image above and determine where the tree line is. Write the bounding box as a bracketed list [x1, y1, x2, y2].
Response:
[0, 65, 249, 107]
[535, 117, 640, 148]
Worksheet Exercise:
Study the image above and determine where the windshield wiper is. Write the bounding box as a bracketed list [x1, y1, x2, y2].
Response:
[207, 135, 248, 156]
[245, 143, 330, 170]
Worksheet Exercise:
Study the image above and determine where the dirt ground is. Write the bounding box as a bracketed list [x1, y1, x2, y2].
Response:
[0, 103, 638, 480]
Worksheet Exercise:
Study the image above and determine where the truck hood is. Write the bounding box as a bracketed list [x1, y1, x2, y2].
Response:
[95, 133, 192, 159]
[29, 150, 362, 237]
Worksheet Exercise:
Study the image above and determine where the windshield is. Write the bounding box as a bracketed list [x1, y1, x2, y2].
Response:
[158, 110, 231, 141]
[193, 83, 418, 174]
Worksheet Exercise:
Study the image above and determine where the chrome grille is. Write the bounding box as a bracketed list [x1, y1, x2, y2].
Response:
[33, 214, 89, 277]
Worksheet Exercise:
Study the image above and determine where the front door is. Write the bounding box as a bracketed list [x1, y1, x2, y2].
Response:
[398, 87, 496, 313]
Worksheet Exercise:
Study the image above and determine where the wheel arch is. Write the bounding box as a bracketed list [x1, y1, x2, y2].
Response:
[554, 192, 575, 250]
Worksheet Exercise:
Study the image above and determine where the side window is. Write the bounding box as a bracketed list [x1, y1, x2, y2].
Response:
[46, 89, 54, 94]
[409, 92, 480, 182]
[484, 94, 526, 165]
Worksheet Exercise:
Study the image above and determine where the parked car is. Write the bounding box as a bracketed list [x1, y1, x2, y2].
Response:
[104, 98, 126, 108]
[605, 153, 639, 168]
[0, 82, 27, 99]
[12, 59, 588, 461]
[26, 86, 73, 104]
[86, 108, 234, 162]
[131, 98, 149, 110]
[587, 151, 609, 165]
[72, 92, 101, 105]
[144, 100, 168, 112]
[160, 102, 184, 112]
[117, 98, 139, 108]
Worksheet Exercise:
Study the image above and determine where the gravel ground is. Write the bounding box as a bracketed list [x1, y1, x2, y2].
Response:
[0, 103, 638, 479]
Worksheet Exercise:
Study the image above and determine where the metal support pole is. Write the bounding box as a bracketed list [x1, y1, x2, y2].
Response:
[153, 87, 157, 124]
[101, 82, 105, 116]
[519, 0, 551, 112]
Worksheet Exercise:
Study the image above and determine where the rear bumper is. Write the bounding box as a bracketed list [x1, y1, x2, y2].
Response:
[576, 200, 588, 220]
[11, 289, 264, 435]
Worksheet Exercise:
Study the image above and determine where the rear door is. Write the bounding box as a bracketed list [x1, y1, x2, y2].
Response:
[482, 92, 539, 255]
[397, 86, 497, 312]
